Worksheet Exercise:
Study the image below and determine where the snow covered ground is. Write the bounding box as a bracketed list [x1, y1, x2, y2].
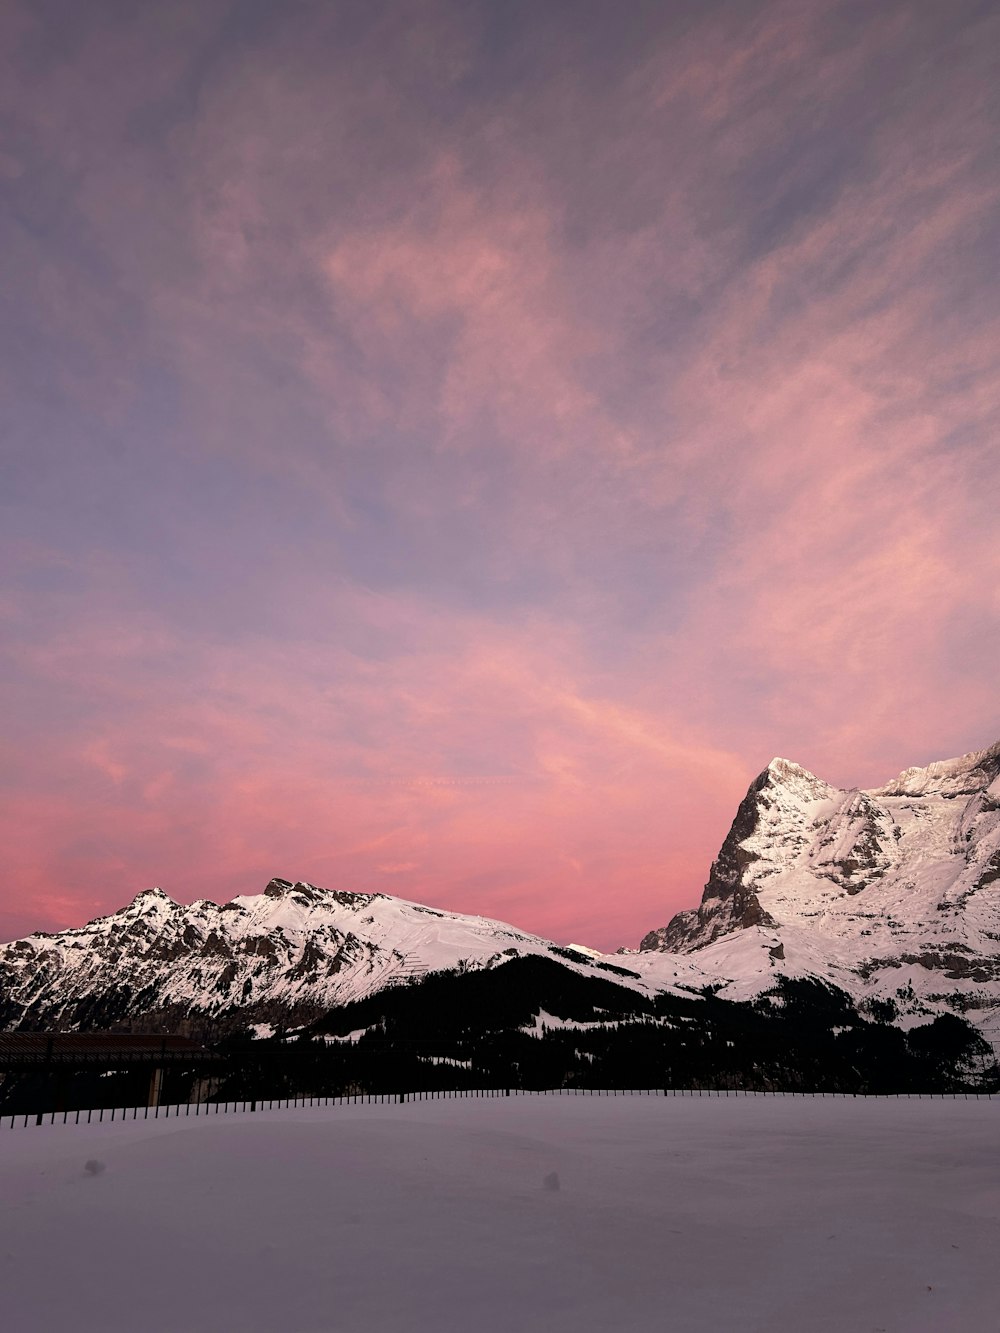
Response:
[1, 1093, 998, 1332]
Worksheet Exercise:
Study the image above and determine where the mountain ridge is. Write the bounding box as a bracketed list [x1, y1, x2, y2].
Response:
[3, 739, 1000, 1042]
[0, 875, 704, 1036]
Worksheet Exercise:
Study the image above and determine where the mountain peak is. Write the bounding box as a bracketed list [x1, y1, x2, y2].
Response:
[872, 739, 1000, 798]
[130, 887, 175, 905]
[760, 757, 832, 802]
[766, 756, 807, 775]
[640, 733, 1000, 1038]
[263, 878, 296, 898]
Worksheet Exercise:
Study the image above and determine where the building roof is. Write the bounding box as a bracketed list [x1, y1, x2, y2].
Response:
[0, 1032, 219, 1069]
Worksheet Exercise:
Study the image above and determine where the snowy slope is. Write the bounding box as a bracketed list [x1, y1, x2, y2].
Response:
[0, 878, 707, 1034]
[3, 1095, 998, 1333]
[639, 741, 1000, 1037]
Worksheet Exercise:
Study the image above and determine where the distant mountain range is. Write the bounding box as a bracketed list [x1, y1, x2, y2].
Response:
[2, 739, 999, 1063]
[0, 877, 658, 1035]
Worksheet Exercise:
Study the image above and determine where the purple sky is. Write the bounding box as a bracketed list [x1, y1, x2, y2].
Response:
[2, 0, 999, 950]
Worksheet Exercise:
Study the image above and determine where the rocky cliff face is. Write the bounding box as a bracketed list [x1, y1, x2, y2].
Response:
[637, 741, 1000, 1039]
[639, 759, 834, 952]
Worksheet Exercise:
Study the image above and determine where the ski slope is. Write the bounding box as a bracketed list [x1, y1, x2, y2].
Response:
[1, 1094, 997, 1331]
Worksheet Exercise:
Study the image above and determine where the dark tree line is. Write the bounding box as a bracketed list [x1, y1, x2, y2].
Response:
[2, 957, 996, 1115]
[209, 958, 998, 1102]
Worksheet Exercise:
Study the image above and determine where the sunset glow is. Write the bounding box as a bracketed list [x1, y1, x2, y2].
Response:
[2, 1, 998, 948]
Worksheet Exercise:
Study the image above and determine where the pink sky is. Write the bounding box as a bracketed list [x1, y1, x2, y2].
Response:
[2, 1, 999, 949]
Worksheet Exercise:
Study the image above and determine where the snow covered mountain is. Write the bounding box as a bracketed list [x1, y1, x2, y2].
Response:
[0, 878, 702, 1035]
[4, 738, 1000, 1045]
[637, 741, 1000, 1040]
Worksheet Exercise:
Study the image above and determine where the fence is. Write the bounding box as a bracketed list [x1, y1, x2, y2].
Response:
[3, 1084, 996, 1129]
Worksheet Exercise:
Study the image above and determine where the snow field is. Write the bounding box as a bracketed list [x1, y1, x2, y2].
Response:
[1, 1094, 998, 1333]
